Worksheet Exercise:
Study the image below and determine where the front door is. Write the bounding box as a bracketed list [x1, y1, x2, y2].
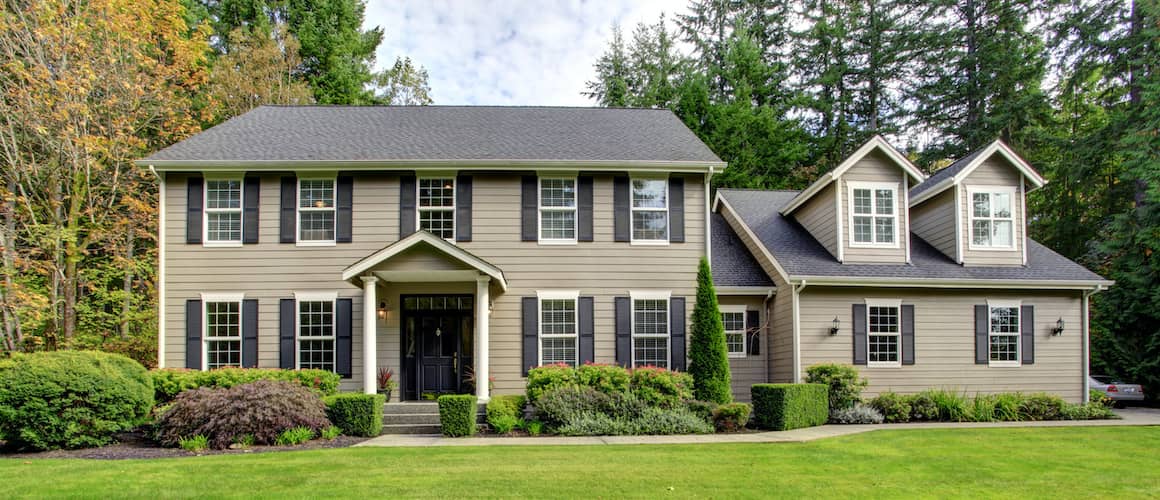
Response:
[400, 295, 474, 400]
[419, 315, 459, 394]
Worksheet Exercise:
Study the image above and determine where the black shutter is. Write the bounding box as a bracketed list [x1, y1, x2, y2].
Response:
[521, 297, 538, 376]
[521, 176, 537, 241]
[670, 297, 686, 371]
[577, 176, 594, 242]
[336, 298, 353, 377]
[186, 300, 202, 369]
[974, 305, 989, 364]
[746, 310, 761, 356]
[579, 296, 595, 364]
[399, 175, 416, 238]
[336, 176, 353, 243]
[615, 296, 631, 367]
[1021, 305, 1035, 365]
[669, 176, 685, 243]
[280, 299, 296, 369]
[852, 304, 867, 365]
[186, 176, 203, 244]
[456, 175, 472, 242]
[279, 176, 296, 243]
[242, 299, 258, 368]
[243, 177, 260, 244]
[901, 304, 915, 365]
[613, 176, 630, 242]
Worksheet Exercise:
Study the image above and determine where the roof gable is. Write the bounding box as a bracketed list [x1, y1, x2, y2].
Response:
[781, 136, 925, 215]
[910, 139, 1047, 205]
[342, 231, 507, 290]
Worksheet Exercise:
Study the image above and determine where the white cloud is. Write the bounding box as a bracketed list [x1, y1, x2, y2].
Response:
[364, 0, 674, 106]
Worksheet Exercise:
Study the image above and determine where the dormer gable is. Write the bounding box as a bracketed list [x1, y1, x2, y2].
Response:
[781, 136, 925, 264]
[908, 140, 1047, 267]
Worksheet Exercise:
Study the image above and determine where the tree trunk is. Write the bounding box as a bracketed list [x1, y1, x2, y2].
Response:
[121, 224, 134, 339]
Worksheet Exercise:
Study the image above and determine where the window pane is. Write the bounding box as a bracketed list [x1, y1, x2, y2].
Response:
[207, 212, 241, 242]
[419, 178, 455, 208]
[973, 193, 990, 217]
[633, 337, 668, 368]
[540, 210, 575, 240]
[874, 217, 894, 243]
[299, 301, 334, 338]
[989, 335, 1019, 362]
[299, 180, 334, 208]
[868, 335, 899, 362]
[874, 189, 894, 215]
[540, 179, 575, 208]
[725, 332, 744, 354]
[419, 209, 454, 239]
[207, 340, 241, 369]
[206, 180, 241, 209]
[632, 179, 667, 208]
[206, 301, 241, 338]
[990, 307, 1019, 334]
[853, 189, 872, 215]
[721, 312, 745, 331]
[299, 211, 335, 241]
[541, 299, 576, 335]
[993, 193, 1011, 218]
[868, 306, 899, 333]
[853, 216, 873, 243]
[299, 339, 335, 371]
[541, 337, 576, 366]
[992, 220, 1013, 246]
[633, 299, 668, 334]
[632, 211, 668, 241]
[972, 220, 991, 246]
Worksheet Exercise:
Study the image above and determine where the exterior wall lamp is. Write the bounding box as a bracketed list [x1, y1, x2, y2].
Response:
[830, 317, 840, 335]
[1052, 318, 1065, 336]
[377, 300, 388, 321]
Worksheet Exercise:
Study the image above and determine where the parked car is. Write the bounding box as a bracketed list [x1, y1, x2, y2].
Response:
[1090, 375, 1146, 406]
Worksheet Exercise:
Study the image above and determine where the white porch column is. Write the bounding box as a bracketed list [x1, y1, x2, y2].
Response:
[361, 275, 379, 395]
[475, 276, 490, 401]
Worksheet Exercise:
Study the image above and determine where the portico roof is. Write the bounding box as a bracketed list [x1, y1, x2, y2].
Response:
[341, 231, 507, 291]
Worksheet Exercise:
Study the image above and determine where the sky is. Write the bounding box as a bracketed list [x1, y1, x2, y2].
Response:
[363, 0, 675, 106]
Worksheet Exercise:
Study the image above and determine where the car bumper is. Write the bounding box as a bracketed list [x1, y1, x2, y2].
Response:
[1106, 392, 1146, 402]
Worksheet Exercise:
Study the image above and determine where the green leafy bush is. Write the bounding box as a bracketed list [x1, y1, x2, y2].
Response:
[275, 426, 315, 446]
[576, 364, 631, 395]
[868, 392, 911, 423]
[751, 383, 828, 431]
[233, 434, 255, 448]
[685, 400, 719, 424]
[992, 393, 1024, 421]
[600, 391, 647, 420]
[712, 403, 752, 432]
[320, 426, 341, 440]
[830, 404, 884, 424]
[490, 415, 520, 434]
[486, 395, 527, 432]
[323, 393, 385, 437]
[535, 386, 609, 427]
[179, 435, 209, 452]
[151, 368, 340, 403]
[1019, 393, 1067, 421]
[0, 351, 154, 451]
[632, 407, 714, 435]
[688, 257, 732, 404]
[526, 364, 579, 402]
[907, 393, 939, 421]
[921, 389, 970, 422]
[525, 420, 544, 436]
[1089, 389, 1113, 408]
[154, 380, 330, 449]
[555, 412, 633, 436]
[629, 366, 693, 408]
[1061, 402, 1117, 420]
[437, 394, 478, 437]
[968, 395, 998, 422]
[804, 364, 868, 411]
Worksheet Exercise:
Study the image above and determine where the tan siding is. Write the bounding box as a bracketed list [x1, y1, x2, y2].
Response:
[910, 189, 957, 260]
[164, 172, 705, 396]
[960, 158, 1024, 266]
[794, 183, 838, 259]
[796, 287, 1085, 402]
[717, 295, 768, 401]
[839, 151, 909, 263]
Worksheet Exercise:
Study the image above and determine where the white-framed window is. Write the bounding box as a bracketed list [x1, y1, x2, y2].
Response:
[988, 299, 1021, 367]
[630, 291, 670, 368]
[418, 177, 455, 239]
[538, 290, 579, 366]
[631, 178, 668, 244]
[296, 292, 337, 372]
[539, 177, 577, 243]
[297, 178, 336, 245]
[848, 181, 899, 247]
[720, 305, 747, 358]
[866, 299, 902, 367]
[202, 293, 244, 370]
[204, 178, 242, 246]
[968, 186, 1016, 249]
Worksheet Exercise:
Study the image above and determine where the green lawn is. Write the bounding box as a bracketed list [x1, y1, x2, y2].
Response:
[3, 427, 1159, 498]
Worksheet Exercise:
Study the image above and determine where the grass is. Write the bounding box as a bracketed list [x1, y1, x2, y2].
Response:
[2, 427, 1159, 498]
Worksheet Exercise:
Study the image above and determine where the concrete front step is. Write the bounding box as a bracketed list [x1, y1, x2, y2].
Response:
[381, 423, 443, 435]
[384, 402, 486, 414]
[381, 402, 486, 435]
[383, 413, 442, 425]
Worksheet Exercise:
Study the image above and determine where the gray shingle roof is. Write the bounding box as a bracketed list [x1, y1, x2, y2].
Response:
[909, 145, 987, 198]
[143, 106, 722, 164]
[719, 189, 1107, 283]
[711, 213, 775, 288]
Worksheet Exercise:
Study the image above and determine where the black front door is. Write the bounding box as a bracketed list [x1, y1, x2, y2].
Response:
[419, 315, 459, 394]
[400, 295, 474, 400]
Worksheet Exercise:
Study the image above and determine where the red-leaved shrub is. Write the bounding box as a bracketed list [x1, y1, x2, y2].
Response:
[154, 380, 330, 449]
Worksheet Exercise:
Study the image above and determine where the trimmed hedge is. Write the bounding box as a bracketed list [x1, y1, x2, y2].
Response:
[154, 380, 330, 449]
[323, 393, 385, 437]
[151, 368, 341, 403]
[0, 351, 154, 451]
[438, 394, 478, 437]
[751, 383, 828, 431]
[486, 394, 527, 431]
[804, 364, 867, 411]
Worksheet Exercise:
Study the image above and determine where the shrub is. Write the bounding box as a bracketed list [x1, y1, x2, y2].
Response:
[689, 257, 732, 404]
[804, 364, 868, 411]
[323, 393, 385, 437]
[438, 394, 478, 437]
[555, 412, 633, 436]
[150, 368, 340, 403]
[154, 380, 330, 449]
[830, 404, 884, 424]
[685, 400, 719, 424]
[0, 351, 154, 451]
[968, 395, 998, 422]
[234, 434, 255, 448]
[600, 391, 647, 420]
[1019, 393, 1066, 421]
[923, 389, 971, 422]
[487, 395, 527, 432]
[320, 426, 342, 440]
[992, 393, 1024, 421]
[907, 393, 940, 421]
[631, 407, 714, 435]
[526, 364, 579, 402]
[576, 364, 631, 395]
[713, 403, 752, 432]
[751, 383, 828, 431]
[535, 386, 609, 427]
[490, 415, 521, 434]
[275, 426, 315, 446]
[179, 435, 209, 452]
[1061, 402, 1117, 420]
[868, 392, 911, 423]
[1088, 389, 1113, 408]
[629, 366, 693, 408]
[525, 420, 544, 436]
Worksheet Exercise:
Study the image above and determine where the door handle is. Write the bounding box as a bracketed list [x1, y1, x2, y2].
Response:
[453, 352, 458, 371]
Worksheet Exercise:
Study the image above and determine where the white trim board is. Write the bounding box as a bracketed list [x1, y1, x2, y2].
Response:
[910, 139, 1048, 206]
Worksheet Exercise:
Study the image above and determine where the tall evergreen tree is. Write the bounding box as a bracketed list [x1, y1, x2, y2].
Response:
[688, 258, 732, 404]
[583, 25, 631, 107]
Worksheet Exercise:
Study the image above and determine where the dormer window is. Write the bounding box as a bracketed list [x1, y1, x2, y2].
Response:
[848, 182, 898, 247]
[968, 186, 1015, 249]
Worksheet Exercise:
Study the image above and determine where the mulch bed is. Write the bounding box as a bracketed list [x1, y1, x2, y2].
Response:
[1, 431, 368, 460]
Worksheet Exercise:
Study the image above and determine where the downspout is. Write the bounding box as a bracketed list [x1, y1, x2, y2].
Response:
[1082, 285, 1101, 402]
[762, 288, 774, 386]
[792, 280, 807, 383]
[704, 167, 713, 261]
[150, 165, 166, 369]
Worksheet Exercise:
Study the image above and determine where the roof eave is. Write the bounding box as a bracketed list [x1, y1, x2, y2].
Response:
[715, 285, 777, 295]
[782, 136, 925, 215]
[787, 275, 1113, 290]
[136, 158, 726, 174]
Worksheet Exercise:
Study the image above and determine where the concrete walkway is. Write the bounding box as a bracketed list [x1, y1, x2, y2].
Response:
[355, 408, 1160, 448]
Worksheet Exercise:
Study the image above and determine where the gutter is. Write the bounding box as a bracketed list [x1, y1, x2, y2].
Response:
[788, 275, 1115, 290]
[149, 165, 165, 369]
[136, 158, 727, 174]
